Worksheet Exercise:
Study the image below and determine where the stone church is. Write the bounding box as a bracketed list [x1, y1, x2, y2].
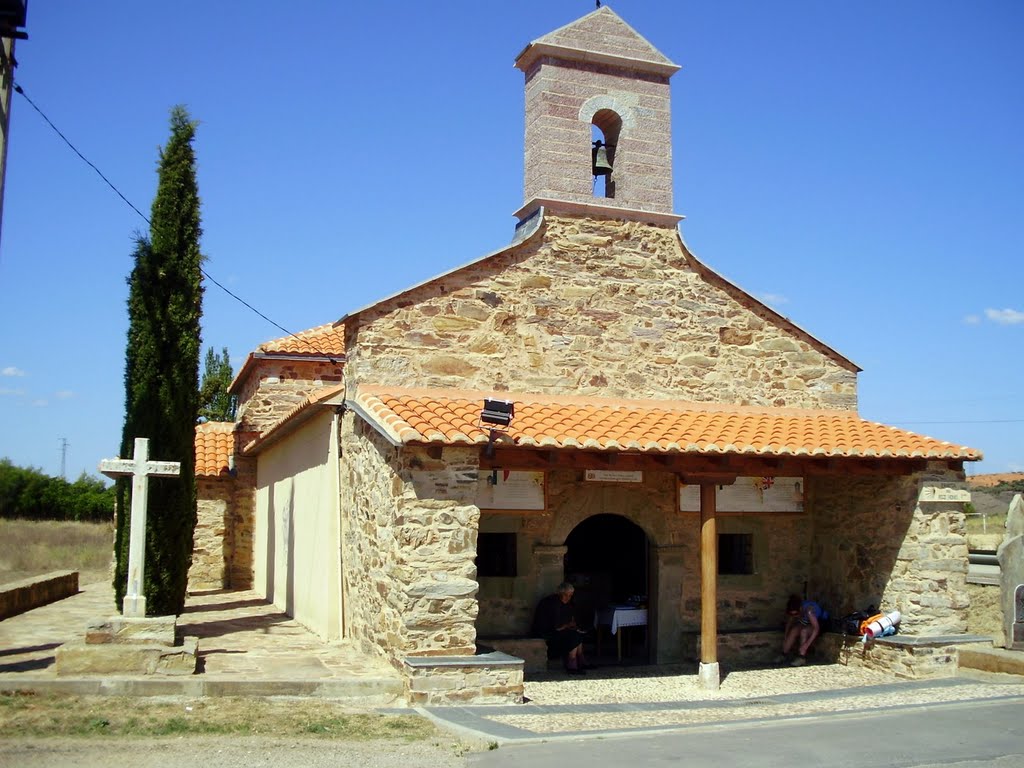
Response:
[188, 7, 981, 703]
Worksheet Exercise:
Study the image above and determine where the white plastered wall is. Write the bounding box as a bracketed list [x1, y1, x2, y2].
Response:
[252, 410, 341, 640]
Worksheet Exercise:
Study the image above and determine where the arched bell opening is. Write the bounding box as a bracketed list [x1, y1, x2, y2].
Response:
[591, 109, 622, 199]
[564, 513, 650, 663]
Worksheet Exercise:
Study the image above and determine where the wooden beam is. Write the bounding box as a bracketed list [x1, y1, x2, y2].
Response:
[474, 445, 940, 477]
[700, 483, 717, 665]
[680, 473, 737, 486]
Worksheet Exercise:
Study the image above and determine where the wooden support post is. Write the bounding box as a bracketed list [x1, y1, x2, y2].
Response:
[699, 482, 720, 689]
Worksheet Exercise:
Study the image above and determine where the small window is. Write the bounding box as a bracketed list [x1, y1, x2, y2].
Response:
[477, 532, 517, 577]
[719, 533, 754, 575]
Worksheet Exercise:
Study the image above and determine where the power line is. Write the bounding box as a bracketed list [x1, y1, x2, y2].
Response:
[13, 80, 334, 357]
[14, 83, 150, 223]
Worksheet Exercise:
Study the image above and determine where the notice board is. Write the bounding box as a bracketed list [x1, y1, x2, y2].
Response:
[478, 470, 545, 511]
[679, 476, 804, 513]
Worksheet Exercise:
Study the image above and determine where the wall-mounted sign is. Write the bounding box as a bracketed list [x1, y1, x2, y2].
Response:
[919, 485, 971, 503]
[478, 470, 545, 511]
[679, 476, 804, 513]
[585, 470, 643, 483]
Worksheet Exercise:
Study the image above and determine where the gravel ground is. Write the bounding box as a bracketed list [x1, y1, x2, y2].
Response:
[521, 663, 895, 705]
[456, 664, 1024, 736]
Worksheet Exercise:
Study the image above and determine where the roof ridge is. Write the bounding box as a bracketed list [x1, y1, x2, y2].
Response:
[354, 384, 860, 419]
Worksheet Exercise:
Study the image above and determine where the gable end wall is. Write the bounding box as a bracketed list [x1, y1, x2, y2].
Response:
[346, 215, 857, 409]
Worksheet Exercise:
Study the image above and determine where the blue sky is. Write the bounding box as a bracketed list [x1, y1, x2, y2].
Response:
[1, 1, 1021, 482]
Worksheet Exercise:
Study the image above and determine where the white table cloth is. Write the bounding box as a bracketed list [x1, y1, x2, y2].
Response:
[597, 606, 648, 634]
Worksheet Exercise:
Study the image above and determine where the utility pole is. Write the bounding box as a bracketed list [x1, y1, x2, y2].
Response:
[59, 437, 69, 479]
[0, 2, 28, 248]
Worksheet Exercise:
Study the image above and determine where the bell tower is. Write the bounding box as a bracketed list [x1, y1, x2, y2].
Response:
[514, 6, 682, 227]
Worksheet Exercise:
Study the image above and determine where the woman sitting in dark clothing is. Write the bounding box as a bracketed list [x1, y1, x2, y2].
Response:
[532, 581, 589, 674]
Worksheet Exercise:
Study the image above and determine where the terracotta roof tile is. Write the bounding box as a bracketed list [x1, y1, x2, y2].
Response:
[195, 421, 236, 477]
[352, 387, 982, 462]
[257, 322, 346, 356]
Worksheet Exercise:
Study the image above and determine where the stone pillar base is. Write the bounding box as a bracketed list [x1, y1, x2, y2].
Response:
[56, 636, 198, 676]
[698, 661, 720, 691]
[56, 614, 198, 676]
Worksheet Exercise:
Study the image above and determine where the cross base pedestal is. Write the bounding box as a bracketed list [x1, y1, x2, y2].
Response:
[122, 595, 146, 618]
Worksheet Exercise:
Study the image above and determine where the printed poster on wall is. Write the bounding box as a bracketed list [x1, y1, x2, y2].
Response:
[477, 470, 545, 511]
[679, 476, 804, 513]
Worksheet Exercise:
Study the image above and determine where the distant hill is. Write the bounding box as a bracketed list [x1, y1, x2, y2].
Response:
[966, 473, 1023, 518]
[967, 472, 1024, 489]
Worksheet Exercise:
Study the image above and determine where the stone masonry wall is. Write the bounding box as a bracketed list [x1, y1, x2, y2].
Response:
[966, 582, 1003, 644]
[346, 215, 857, 411]
[234, 358, 344, 433]
[227, 455, 256, 589]
[189, 477, 231, 591]
[189, 456, 256, 592]
[810, 465, 970, 635]
[340, 415, 481, 666]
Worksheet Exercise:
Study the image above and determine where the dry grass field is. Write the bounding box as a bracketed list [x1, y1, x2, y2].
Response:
[0, 519, 113, 587]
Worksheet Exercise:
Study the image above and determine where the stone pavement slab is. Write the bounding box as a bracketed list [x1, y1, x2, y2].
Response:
[0, 579, 404, 703]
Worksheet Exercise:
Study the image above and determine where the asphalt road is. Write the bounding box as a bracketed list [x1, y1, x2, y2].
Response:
[467, 697, 1024, 768]
[3, 698, 1021, 768]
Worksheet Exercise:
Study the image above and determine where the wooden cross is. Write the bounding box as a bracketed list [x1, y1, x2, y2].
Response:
[99, 437, 181, 617]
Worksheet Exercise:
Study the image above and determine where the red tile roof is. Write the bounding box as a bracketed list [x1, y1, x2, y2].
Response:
[195, 422, 237, 477]
[257, 322, 346, 356]
[352, 387, 982, 462]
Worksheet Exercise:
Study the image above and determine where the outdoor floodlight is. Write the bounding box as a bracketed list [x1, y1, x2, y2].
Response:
[480, 398, 514, 428]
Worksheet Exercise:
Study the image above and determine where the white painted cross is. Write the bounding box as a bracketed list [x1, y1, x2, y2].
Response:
[99, 437, 181, 617]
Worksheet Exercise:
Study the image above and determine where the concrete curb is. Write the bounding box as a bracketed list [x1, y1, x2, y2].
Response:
[0, 675, 406, 702]
[420, 678, 1024, 745]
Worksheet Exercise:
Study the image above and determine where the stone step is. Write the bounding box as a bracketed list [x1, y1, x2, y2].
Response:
[55, 636, 198, 676]
[957, 645, 1024, 677]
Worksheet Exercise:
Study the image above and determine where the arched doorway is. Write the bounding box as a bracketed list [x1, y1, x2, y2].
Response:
[564, 514, 650, 662]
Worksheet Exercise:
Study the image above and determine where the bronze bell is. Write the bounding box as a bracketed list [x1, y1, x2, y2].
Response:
[592, 141, 614, 177]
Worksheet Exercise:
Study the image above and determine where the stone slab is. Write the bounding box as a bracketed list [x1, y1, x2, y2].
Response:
[85, 615, 177, 645]
[404, 651, 523, 669]
[957, 645, 1024, 677]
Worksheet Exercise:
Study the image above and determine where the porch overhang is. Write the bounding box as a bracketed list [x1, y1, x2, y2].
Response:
[348, 385, 982, 476]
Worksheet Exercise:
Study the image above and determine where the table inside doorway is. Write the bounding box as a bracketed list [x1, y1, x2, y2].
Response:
[596, 606, 648, 661]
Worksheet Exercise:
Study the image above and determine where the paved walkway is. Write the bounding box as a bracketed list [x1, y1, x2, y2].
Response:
[2, 579, 1023, 746]
[0, 579, 404, 702]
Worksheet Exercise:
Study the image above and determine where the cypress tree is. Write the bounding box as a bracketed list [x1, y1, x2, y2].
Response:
[114, 106, 203, 616]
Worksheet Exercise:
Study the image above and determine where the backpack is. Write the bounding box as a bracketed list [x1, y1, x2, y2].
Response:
[840, 610, 871, 636]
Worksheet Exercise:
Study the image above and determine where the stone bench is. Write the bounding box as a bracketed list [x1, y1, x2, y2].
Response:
[404, 651, 524, 705]
[0, 570, 79, 620]
[819, 632, 995, 679]
[477, 636, 549, 674]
